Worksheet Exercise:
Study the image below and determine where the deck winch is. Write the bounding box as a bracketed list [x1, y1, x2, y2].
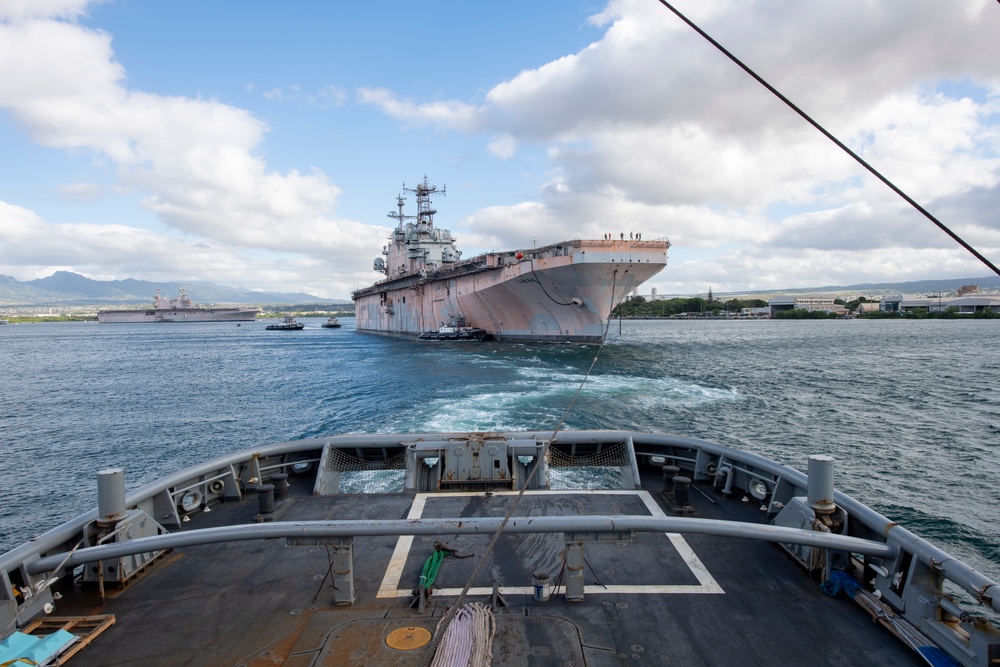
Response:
[772, 455, 848, 576]
[82, 469, 167, 588]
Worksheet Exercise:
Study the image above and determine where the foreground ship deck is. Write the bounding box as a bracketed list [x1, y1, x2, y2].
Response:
[2, 432, 997, 666]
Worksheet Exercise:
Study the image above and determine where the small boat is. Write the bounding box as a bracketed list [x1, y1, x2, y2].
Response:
[419, 316, 493, 341]
[321, 317, 341, 328]
[265, 316, 304, 331]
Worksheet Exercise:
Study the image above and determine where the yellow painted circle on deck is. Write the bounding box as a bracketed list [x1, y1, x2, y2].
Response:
[385, 626, 432, 650]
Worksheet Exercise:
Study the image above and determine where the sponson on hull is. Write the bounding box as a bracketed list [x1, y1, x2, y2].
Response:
[352, 177, 669, 343]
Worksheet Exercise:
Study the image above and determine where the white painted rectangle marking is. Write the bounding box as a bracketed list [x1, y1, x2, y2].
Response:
[375, 489, 724, 598]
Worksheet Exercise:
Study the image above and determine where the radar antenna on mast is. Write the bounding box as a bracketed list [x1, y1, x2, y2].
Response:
[387, 194, 416, 229]
[402, 175, 445, 227]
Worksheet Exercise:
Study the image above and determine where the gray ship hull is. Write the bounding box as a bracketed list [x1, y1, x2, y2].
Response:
[354, 239, 668, 342]
[97, 287, 260, 323]
[97, 308, 259, 323]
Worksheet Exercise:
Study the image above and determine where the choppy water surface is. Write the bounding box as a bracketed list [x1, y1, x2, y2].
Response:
[1, 317, 997, 581]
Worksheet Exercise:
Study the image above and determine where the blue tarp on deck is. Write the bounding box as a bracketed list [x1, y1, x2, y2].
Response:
[0, 629, 76, 665]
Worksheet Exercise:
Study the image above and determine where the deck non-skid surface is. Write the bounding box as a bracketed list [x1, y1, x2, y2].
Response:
[53, 480, 923, 666]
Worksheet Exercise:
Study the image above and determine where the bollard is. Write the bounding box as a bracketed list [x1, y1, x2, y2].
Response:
[257, 484, 275, 518]
[806, 455, 835, 514]
[271, 472, 289, 501]
[661, 465, 680, 494]
[673, 476, 691, 507]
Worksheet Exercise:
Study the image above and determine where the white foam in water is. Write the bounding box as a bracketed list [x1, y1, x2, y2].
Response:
[419, 389, 558, 432]
[580, 373, 742, 408]
[338, 470, 406, 494]
[379, 368, 742, 434]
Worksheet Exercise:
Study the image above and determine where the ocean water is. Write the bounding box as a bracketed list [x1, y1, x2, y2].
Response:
[1, 317, 997, 583]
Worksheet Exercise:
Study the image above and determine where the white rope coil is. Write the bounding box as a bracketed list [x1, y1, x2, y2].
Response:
[429, 602, 495, 667]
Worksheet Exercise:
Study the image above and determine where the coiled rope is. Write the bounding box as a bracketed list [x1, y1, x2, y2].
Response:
[429, 603, 495, 667]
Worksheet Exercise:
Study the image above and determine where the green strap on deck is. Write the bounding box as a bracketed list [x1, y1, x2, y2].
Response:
[419, 548, 446, 588]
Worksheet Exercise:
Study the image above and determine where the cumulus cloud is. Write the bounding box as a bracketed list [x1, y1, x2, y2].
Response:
[0, 0, 94, 22]
[57, 182, 104, 201]
[486, 134, 516, 159]
[664, 245, 989, 296]
[357, 87, 478, 130]
[2, 0, 999, 299]
[0, 2, 381, 296]
[0, 201, 45, 241]
[441, 0, 1000, 290]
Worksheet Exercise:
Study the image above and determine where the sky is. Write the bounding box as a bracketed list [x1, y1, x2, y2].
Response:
[1, 0, 999, 300]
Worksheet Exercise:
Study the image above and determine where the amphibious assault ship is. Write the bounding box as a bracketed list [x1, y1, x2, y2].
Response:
[97, 288, 260, 324]
[352, 178, 669, 343]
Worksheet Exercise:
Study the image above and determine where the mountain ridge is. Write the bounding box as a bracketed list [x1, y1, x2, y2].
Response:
[0, 271, 346, 306]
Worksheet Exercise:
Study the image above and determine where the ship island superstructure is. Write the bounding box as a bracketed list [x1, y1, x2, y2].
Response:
[97, 288, 260, 324]
[352, 178, 670, 343]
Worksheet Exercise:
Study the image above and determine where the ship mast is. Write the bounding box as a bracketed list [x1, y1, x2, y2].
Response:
[378, 176, 458, 279]
[387, 194, 415, 230]
[403, 176, 445, 228]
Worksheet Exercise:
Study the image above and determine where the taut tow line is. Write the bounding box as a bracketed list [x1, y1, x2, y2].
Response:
[656, 0, 1000, 278]
[421, 271, 621, 666]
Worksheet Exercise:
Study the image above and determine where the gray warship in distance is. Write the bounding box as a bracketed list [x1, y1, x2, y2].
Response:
[1, 431, 998, 665]
[97, 288, 260, 324]
[352, 177, 669, 343]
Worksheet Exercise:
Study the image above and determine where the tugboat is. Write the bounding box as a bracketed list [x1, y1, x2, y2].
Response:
[265, 315, 304, 331]
[321, 317, 341, 329]
[419, 315, 493, 341]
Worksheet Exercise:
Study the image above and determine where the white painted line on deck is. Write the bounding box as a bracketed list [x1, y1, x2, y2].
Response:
[377, 493, 430, 598]
[375, 490, 724, 598]
[639, 490, 724, 594]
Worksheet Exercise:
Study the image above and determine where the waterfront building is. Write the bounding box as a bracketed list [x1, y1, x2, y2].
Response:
[853, 302, 881, 315]
[768, 295, 837, 315]
[880, 294, 1000, 314]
